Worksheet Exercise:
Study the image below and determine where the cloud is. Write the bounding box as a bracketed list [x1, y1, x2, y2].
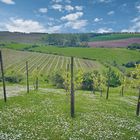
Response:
[52, 4, 63, 11]
[65, 5, 74, 12]
[107, 11, 114, 15]
[65, 0, 71, 3]
[52, 0, 62, 3]
[47, 25, 62, 33]
[94, 18, 103, 22]
[39, 8, 48, 13]
[136, 3, 140, 12]
[6, 18, 47, 33]
[0, 0, 15, 4]
[61, 12, 83, 21]
[99, 0, 113, 3]
[93, 27, 113, 33]
[121, 16, 140, 32]
[75, 6, 83, 11]
[65, 20, 87, 29]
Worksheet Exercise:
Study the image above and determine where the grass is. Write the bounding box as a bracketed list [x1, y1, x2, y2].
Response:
[29, 46, 140, 65]
[89, 33, 140, 41]
[0, 88, 140, 140]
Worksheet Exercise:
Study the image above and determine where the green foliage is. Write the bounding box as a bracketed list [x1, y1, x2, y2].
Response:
[105, 68, 121, 87]
[131, 64, 140, 88]
[82, 72, 93, 90]
[75, 70, 83, 90]
[2, 72, 23, 83]
[50, 71, 64, 88]
[127, 43, 140, 50]
[62, 70, 71, 92]
[123, 61, 140, 68]
[92, 70, 105, 91]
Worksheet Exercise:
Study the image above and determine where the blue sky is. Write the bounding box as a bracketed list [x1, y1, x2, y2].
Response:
[0, 0, 140, 33]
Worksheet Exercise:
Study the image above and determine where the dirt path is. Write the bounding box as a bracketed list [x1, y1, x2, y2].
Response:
[0, 85, 27, 99]
[0, 85, 66, 99]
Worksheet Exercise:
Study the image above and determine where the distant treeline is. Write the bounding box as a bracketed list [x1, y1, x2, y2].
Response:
[127, 43, 140, 50]
[42, 33, 98, 47]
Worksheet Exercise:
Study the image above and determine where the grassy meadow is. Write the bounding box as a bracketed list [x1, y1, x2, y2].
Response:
[0, 88, 140, 140]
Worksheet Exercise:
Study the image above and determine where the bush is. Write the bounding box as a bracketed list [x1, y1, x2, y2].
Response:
[127, 43, 140, 50]
[82, 72, 93, 90]
[106, 69, 121, 87]
[123, 61, 140, 68]
[0, 75, 23, 83]
[50, 72, 64, 88]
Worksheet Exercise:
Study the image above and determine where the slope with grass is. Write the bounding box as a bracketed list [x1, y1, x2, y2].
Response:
[29, 46, 140, 66]
[0, 88, 140, 140]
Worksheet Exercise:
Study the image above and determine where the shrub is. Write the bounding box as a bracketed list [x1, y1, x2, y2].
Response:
[105, 69, 121, 87]
[82, 72, 93, 90]
[50, 72, 64, 88]
[127, 43, 140, 50]
[0, 75, 23, 83]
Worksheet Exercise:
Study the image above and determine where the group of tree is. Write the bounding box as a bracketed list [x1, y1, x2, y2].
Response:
[42, 33, 111, 47]
[127, 43, 140, 50]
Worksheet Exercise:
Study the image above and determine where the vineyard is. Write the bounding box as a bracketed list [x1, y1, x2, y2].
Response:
[2, 49, 104, 76]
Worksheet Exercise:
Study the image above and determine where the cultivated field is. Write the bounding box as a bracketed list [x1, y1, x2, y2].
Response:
[2, 49, 104, 76]
[88, 38, 140, 48]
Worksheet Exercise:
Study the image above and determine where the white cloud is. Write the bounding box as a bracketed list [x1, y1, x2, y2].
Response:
[94, 27, 113, 33]
[107, 11, 114, 15]
[52, 0, 62, 3]
[65, 5, 74, 12]
[136, 4, 140, 12]
[52, 4, 63, 11]
[61, 12, 83, 21]
[99, 0, 112, 3]
[39, 8, 48, 13]
[65, 20, 87, 29]
[0, 0, 15, 4]
[94, 18, 103, 22]
[47, 25, 62, 33]
[75, 6, 83, 11]
[6, 18, 47, 33]
[121, 16, 140, 32]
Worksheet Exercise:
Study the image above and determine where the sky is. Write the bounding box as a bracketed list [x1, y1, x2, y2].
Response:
[0, 0, 140, 33]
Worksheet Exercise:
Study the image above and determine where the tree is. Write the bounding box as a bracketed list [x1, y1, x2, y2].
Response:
[106, 67, 111, 100]
[82, 72, 93, 91]
[131, 64, 140, 116]
[32, 67, 39, 90]
[75, 70, 83, 90]
[119, 73, 131, 96]
[62, 65, 71, 93]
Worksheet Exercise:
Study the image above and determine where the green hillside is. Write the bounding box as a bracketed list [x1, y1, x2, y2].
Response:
[29, 46, 140, 65]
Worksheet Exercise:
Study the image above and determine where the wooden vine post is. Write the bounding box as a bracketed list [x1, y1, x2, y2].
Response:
[35, 67, 39, 91]
[26, 61, 29, 93]
[106, 67, 111, 100]
[0, 50, 7, 102]
[66, 63, 69, 92]
[70, 57, 75, 117]
[136, 88, 140, 116]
